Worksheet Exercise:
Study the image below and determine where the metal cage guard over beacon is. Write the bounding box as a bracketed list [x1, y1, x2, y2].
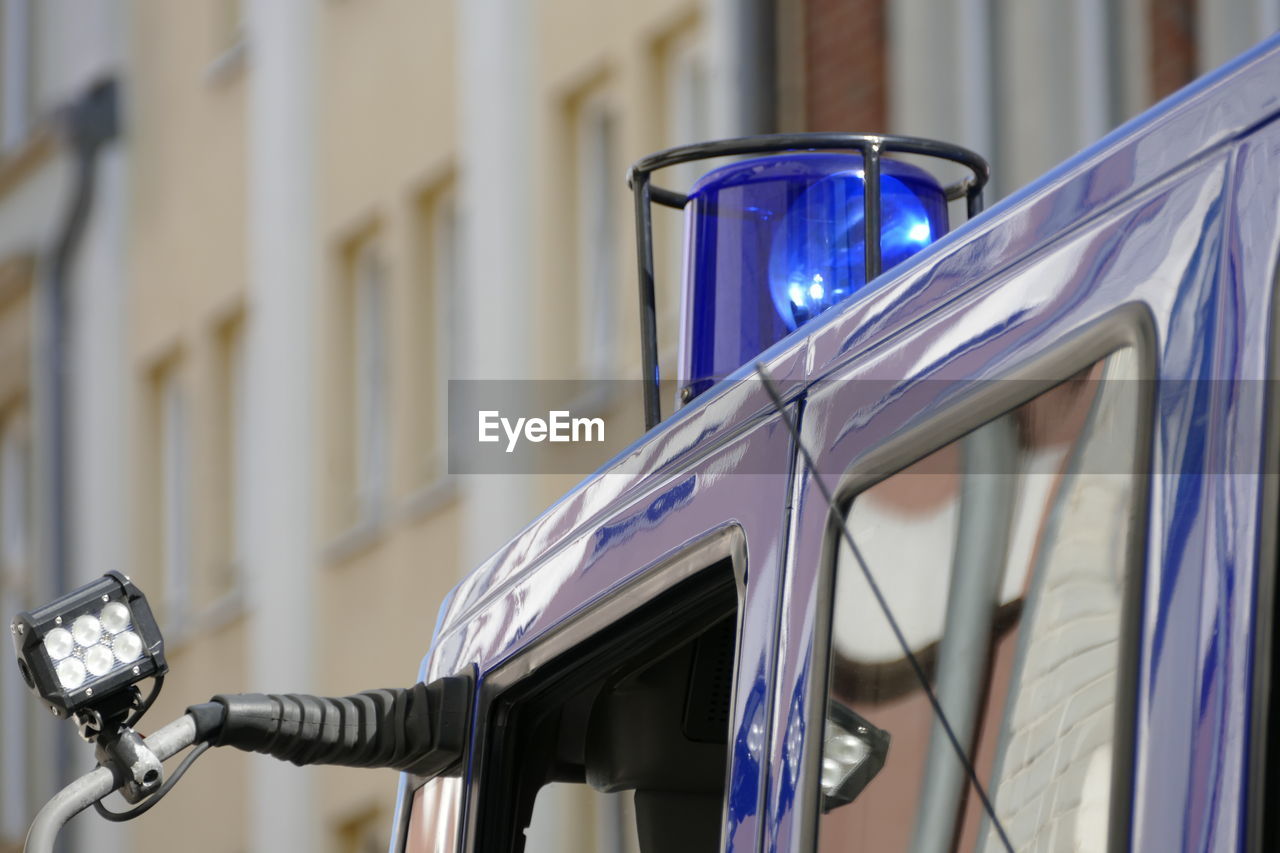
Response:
[627, 133, 989, 429]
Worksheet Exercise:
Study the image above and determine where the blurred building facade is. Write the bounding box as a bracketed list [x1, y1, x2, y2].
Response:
[0, 2, 130, 852]
[0, 1, 1272, 852]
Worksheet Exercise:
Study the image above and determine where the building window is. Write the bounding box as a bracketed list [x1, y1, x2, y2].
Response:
[661, 27, 709, 180]
[342, 237, 389, 526]
[817, 348, 1145, 851]
[155, 366, 192, 625]
[211, 313, 247, 601]
[657, 27, 708, 379]
[1, 0, 31, 151]
[142, 360, 193, 624]
[355, 242, 388, 521]
[0, 406, 29, 842]
[412, 184, 462, 485]
[573, 92, 618, 380]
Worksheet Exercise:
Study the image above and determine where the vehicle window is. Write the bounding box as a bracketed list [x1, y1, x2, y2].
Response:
[817, 348, 1144, 852]
[476, 561, 741, 853]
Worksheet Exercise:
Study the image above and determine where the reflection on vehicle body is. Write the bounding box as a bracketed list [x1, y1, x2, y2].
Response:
[393, 39, 1280, 853]
[819, 350, 1141, 852]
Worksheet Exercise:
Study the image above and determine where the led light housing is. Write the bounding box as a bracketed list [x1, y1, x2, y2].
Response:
[11, 572, 166, 718]
[820, 700, 890, 812]
[680, 152, 947, 400]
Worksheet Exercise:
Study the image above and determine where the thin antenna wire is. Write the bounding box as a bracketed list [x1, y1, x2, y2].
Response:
[754, 363, 1015, 853]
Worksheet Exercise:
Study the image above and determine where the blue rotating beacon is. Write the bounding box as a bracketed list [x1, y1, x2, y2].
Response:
[628, 135, 989, 424]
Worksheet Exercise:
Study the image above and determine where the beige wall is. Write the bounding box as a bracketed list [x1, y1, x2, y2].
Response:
[128, 3, 250, 851]
[123, 2, 706, 850]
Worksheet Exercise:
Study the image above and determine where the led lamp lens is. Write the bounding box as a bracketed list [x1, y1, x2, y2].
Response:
[99, 601, 131, 634]
[113, 631, 142, 664]
[43, 628, 73, 661]
[56, 658, 86, 690]
[71, 615, 101, 647]
[11, 571, 168, 716]
[821, 726, 871, 795]
[767, 170, 940, 331]
[84, 645, 115, 677]
[821, 757, 846, 791]
[680, 152, 949, 400]
[827, 730, 871, 767]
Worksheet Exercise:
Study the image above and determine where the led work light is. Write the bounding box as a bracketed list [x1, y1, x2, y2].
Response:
[11, 571, 166, 722]
[14, 572, 472, 853]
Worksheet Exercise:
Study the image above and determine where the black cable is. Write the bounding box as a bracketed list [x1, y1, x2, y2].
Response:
[754, 363, 1015, 853]
[92, 741, 211, 823]
[124, 675, 164, 729]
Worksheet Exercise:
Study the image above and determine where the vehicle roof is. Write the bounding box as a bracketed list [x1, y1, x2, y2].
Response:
[426, 34, 1280, 664]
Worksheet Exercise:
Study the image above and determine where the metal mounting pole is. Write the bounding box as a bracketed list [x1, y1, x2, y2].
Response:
[632, 176, 662, 429]
[862, 141, 882, 283]
[25, 714, 198, 853]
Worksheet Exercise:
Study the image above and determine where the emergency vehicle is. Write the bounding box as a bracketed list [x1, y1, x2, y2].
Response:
[13, 28, 1280, 853]
[391, 34, 1280, 853]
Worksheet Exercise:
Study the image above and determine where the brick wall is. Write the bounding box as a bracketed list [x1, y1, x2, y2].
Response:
[799, 0, 1200, 133]
[802, 0, 887, 131]
[1150, 0, 1199, 100]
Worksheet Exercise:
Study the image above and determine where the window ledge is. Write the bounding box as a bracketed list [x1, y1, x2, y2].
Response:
[206, 37, 247, 86]
[398, 476, 459, 523]
[160, 585, 247, 652]
[0, 123, 54, 198]
[323, 513, 387, 566]
[198, 585, 247, 634]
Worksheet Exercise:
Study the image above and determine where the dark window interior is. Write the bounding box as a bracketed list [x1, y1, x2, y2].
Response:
[1263, 537, 1279, 850]
[475, 560, 739, 853]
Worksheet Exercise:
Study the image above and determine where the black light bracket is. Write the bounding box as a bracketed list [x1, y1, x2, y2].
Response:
[626, 132, 991, 430]
[74, 682, 145, 741]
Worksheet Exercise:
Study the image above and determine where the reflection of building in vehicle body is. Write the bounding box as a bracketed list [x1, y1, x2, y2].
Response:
[825, 353, 1141, 851]
[396, 35, 1280, 853]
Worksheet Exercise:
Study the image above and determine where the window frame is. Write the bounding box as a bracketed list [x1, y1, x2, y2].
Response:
[571, 88, 620, 381]
[210, 310, 248, 605]
[409, 179, 461, 489]
[156, 362, 193, 627]
[455, 526, 747, 853]
[656, 23, 709, 363]
[798, 307, 1156, 852]
[352, 239, 390, 523]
